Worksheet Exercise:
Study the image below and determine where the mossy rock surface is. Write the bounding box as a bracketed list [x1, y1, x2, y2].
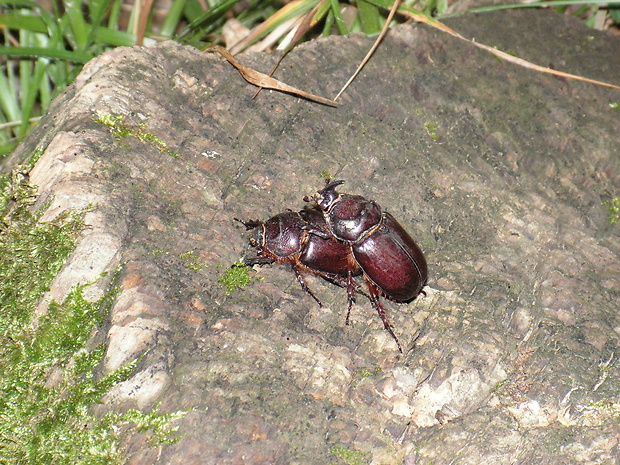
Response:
[6, 9, 620, 464]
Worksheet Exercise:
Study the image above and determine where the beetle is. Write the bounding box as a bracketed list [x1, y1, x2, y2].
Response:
[235, 209, 362, 312]
[304, 180, 428, 352]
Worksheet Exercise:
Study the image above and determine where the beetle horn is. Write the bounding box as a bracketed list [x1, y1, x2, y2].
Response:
[304, 179, 345, 211]
[322, 179, 345, 193]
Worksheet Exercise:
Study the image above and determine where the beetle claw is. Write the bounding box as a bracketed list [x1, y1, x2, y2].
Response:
[292, 266, 323, 308]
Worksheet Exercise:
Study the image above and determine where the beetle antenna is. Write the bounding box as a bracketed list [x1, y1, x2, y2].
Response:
[234, 217, 262, 230]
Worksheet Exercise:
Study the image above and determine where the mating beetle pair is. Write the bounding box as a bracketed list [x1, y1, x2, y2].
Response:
[237, 180, 427, 352]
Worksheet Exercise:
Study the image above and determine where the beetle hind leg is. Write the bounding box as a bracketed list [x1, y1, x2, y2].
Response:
[292, 265, 323, 308]
[366, 282, 403, 353]
[345, 271, 356, 325]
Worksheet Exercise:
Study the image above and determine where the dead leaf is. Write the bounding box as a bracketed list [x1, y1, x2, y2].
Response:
[204, 45, 338, 107]
[254, 0, 328, 99]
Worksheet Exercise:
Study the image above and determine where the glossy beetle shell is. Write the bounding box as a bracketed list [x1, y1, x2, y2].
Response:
[306, 180, 428, 351]
[307, 180, 427, 301]
[251, 211, 307, 259]
[298, 209, 361, 276]
[353, 212, 427, 301]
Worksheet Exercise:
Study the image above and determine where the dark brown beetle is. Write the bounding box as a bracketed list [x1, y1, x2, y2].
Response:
[304, 180, 428, 352]
[235, 209, 362, 311]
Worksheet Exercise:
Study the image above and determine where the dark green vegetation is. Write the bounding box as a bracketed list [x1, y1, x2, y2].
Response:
[1, 0, 618, 157]
[0, 156, 182, 464]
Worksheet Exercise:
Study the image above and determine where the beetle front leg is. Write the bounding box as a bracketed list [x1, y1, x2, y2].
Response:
[243, 256, 275, 266]
[301, 225, 332, 240]
[366, 281, 403, 353]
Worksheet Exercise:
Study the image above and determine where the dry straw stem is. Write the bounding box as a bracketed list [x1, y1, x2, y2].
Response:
[403, 8, 620, 91]
[209, 1, 619, 105]
[335, 0, 402, 100]
[253, 0, 329, 100]
[337, 2, 620, 99]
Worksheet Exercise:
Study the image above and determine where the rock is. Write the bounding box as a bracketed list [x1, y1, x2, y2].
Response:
[7, 8, 620, 464]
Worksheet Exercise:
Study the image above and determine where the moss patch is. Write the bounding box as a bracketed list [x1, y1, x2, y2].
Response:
[94, 110, 179, 158]
[0, 155, 182, 464]
[218, 260, 253, 294]
[180, 250, 206, 272]
[602, 197, 620, 224]
[329, 445, 367, 465]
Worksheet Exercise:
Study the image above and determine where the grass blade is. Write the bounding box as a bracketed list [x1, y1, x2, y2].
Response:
[0, 46, 93, 63]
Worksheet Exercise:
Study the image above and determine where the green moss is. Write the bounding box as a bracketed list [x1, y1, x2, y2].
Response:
[493, 379, 507, 392]
[329, 445, 367, 465]
[218, 260, 253, 293]
[93, 110, 179, 158]
[180, 250, 205, 271]
[1, 168, 83, 335]
[357, 365, 382, 378]
[151, 249, 169, 256]
[0, 159, 183, 464]
[602, 197, 620, 224]
[424, 121, 439, 141]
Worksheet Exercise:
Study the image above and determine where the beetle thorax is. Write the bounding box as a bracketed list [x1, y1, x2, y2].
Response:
[327, 195, 383, 243]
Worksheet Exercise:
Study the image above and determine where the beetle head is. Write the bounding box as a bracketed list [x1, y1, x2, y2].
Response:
[304, 179, 344, 211]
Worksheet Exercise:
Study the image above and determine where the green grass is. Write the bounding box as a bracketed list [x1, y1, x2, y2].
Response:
[0, 154, 183, 464]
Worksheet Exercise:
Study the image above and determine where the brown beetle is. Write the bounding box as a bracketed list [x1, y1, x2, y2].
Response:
[235, 209, 362, 311]
[305, 180, 428, 352]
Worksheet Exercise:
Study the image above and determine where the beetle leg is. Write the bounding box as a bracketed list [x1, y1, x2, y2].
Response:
[243, 256, 275, 266]
[301, 225, 332, 240]
[345, 270, 356, 326]
[291, 265, 323, 308]
[311, 272, 368, 314]
[366, 281, 403, 353]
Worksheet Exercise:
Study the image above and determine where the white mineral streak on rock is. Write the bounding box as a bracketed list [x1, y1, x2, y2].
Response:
[101, 362, 171, 410]
[28, 129, 169, 410]
[105, 317, 169, 373]
[29, 132, 125, 319]
[507, 399, 555, 428]
[380, 362, 507, 427]
[285, 343, 352, 406]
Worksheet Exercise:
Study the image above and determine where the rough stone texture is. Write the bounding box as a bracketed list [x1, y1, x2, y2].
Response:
[6, 9, 620, 465]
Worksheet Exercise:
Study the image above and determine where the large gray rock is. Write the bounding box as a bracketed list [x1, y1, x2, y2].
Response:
[9, 9, 620, 464]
